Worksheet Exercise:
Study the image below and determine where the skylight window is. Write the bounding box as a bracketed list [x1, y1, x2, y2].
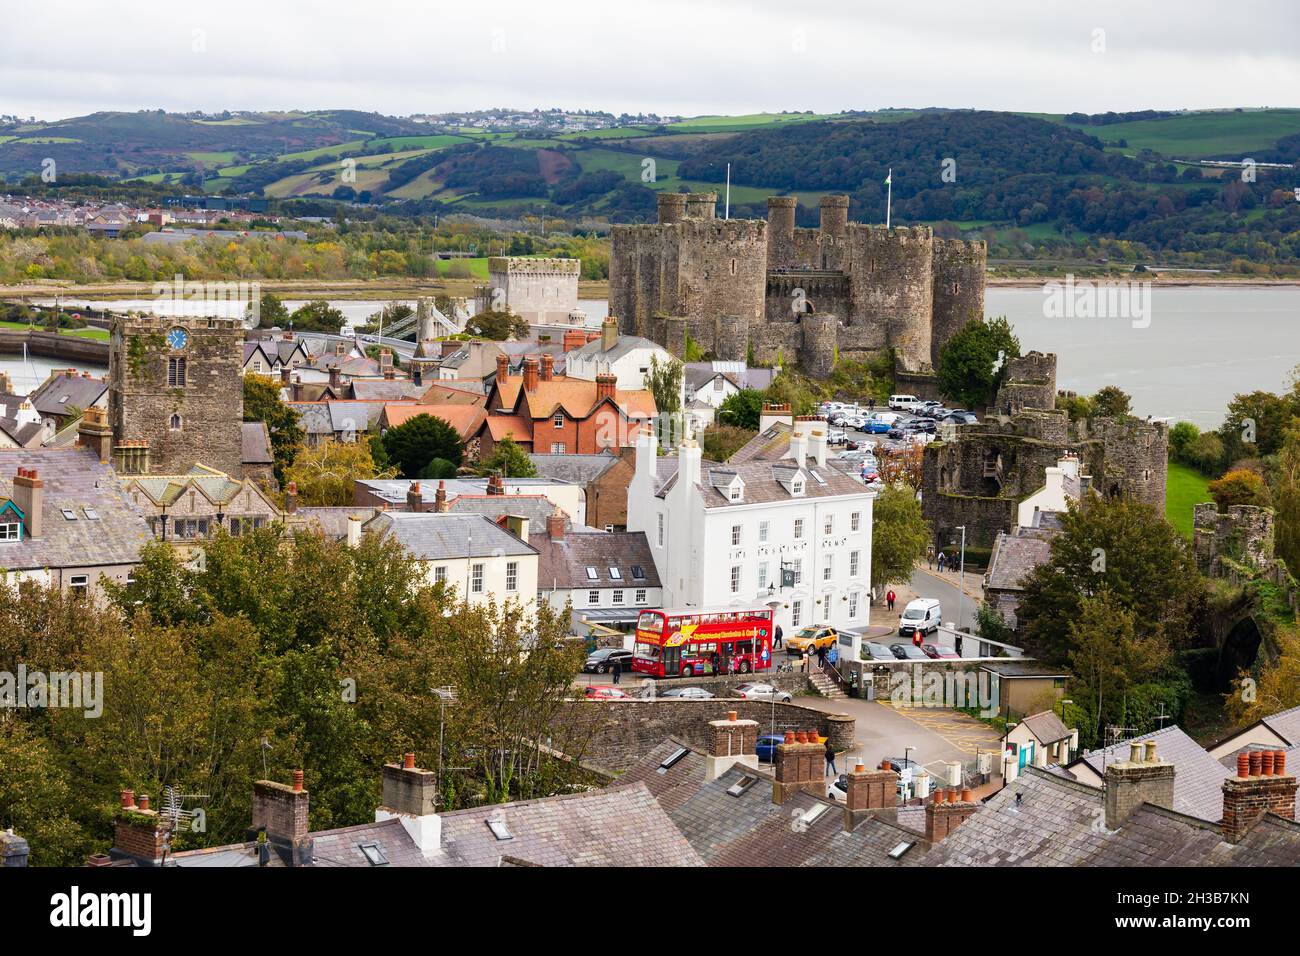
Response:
[358, 842, 389, 866]
[82, 508, 99, 520]
[631, 565, 646, 580]
[810, 469, 826, 485]
[798, 803, 830, 826]
[61, 508, 77, 520]
[585, 567, 599, 581]
[658, 747, 689, 774]
[609, 567, 622, 580]
[727, 775, 759, 797]
[487, 818, 513, 841]
[888, 841, 916, 860]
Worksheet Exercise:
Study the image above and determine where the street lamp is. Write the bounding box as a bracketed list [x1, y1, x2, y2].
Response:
[1058, 698, 1073, 723]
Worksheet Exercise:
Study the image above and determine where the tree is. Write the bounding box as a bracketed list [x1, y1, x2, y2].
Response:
[288, 299, 345, 333]
[1208, 468, 1271, 510]
[645, 354, 683, 416]
[871, 485, 930, 591]
[936, 316, 1021, 410]
[1091, 385, 1132, 419]
[877, 443, 924, 492]
[381, 413, 464, 478]
[717, 389, 765, 430]
[1272, 424, 1300, 577]
[242, 374, 304, 486]
[465, 310, 528, 341]
[477, 437, 537, 478]
[249, 291, 289, 328]
[1168, 421, 1199, 461]
[699, 424, 755, 462]
[1219, 390, 1296, 461]
[286, 439, 396, 506]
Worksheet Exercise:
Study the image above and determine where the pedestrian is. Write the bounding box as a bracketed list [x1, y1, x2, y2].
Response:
[801, 651, 810, 674]
[828, 643, 839, 667]
[937, 551, 946, 573]
[927, 545, 935, 569]
[825, 739, 838, 777]
[774, 624, 783, 649]
[886, 589, 896, 611]
[817, 643, 827, 669]
[611, 658, 621, 684]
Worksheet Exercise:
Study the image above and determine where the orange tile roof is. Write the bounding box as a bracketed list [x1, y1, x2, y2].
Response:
[485, 414, 532, 442]
[494, 374, 657, 422]
[382, 403, 488, 440]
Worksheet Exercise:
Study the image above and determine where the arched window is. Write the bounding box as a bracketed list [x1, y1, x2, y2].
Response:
[169, 413, 183, 431]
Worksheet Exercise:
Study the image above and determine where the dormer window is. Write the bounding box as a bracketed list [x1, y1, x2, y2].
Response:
[791, 477, 805, 496]
[0, 520, 20, 541]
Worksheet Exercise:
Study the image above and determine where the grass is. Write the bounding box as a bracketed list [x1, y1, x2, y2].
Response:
[1059, 108, 1300, 159]
[434, 257, 489, 280]
[1167, 461, 1212, 537]
[0, 321, 109, 340]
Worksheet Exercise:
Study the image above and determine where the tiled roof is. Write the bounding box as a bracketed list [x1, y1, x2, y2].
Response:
[530, 529, 660, 590]
[658, 457, 870, 508]
[568, 334, 663, 364]
[1020, 710, 1072, 746]
[494, 373, 657, 422]
[241, 421, 273, 465]
[1070, 726, 1233, 821]
[29, 370, 107, 417]
[0, 448, 151, 571]
[448, 495, 560, 525]
[365, 512, 536, 560]
[985, 529, 1053, 592]
[382, 403, 487, 441]
[729, 422, 792, 464]
[526, 453, 620, 485]
[350, 380, 433, 402]
[484, 414, 531, 442]
[1263, 704, 1300, 745]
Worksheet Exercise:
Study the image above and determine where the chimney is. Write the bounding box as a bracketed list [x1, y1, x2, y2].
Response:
[495, 352, 509, 381]
[346, 515, 363, 548]
[76, 406, 114, 463]
[677, 437, 702, 493]
[540, 353, 554, 382]
[0, 829, 30, 867]
[546, 506, 565, 539]
[563, 329, 587, 353]
[706, 711, 760, 781]
[843, 761, 899, 830]
[383, 367, 396, 381]
[285, 481, 299, 514]
[328, 364, 341, 390]
[380, 349, 393, 371]
[434, 480, 449, 513]
[291, 375, 303, 402]
[486, 473, 505, 496]
[406, 481, 423, 513]
[523, 357, 539, 393]
[789, 430, 809, 467]
[925, 787, 978, 842]
[11, 467, 42, 539]
[1104, 739, 1175, 830]
[248, 771, 312, 866]
[0, 371, 11, 394]
[1222, 749, 1296, 844]
[375, 753, 441, 856]
[759, 403, 793, 433]
[772, 730, 825, 804]
[809, 427, 828, 468]
[280, 366, 291, 387]
[335, 341, 346, 357]
[601, 316, 618, 352]
[111, 788, 167, 866]
[595, 372, 617, 404]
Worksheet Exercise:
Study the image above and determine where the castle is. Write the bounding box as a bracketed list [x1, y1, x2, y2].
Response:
[609, 192, 986, 376]
[473, 257, 585, 327]
[922, 352, 1169, 551]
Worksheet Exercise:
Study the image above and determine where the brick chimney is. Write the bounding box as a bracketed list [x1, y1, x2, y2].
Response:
[248, 770, 312, 866]
[601, 316, 618, 351]
[328, 364, 341, 390]
[291, 375, 303, 402]
[486, 473, 505, 496]
[111, 788, 167, 866]
[1222, 749, 1296, 844]
[11, 467, 42, 539]
[0, 371, 11, 394]
[0, 828, 30, 867]
[540, 353, 554, 382]
[434, 480, 449, 513]
[375, 753, 441, 856]
[76, 405, 114, 463]
[523, 357, 539, 393]
[546, 506, 565, 539]
[563, 329, 587, 353]
[843, 761, 899, 830]
[595, 372, 617, 404]
[706, 711, 760, 781]
[496, 352, 509, 381]
[335, 341, 347, 357]
[924, 787, 978, 842]
[379, 348, 393, 371]
[406, 481, 423, 512]
[383, 367, 396, 381]
[772, 730, 824, 804]
[280, 366, 292, 387]
[285, 481, 299, 514]
[1104, 740, 1175, 830]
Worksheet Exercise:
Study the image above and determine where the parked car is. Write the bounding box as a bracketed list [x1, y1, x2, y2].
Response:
[786, 625, 840, 654]
[660, 686, 715, 699]
[756, 734, 785, 762]
[889, 394, 920, 411]
[584, 685, 632, 700]
[862, 419, 893, 434]
[863, 642, 895, 661]
[941, 412, 979, 425]
[583, 648, 635, 673]
[889, 643, 928, 661]
[898, 598, 942, 637]
[827, 428, 847, 444]
[921, 644, 961, 660]
[733, 682, 793, 703]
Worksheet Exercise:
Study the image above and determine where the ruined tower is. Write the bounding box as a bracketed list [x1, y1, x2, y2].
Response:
[931, 237, 989, 366]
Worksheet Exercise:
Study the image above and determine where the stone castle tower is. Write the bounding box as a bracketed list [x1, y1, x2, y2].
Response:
[608, 192, 986, 374]
[107, 315, 245, 476]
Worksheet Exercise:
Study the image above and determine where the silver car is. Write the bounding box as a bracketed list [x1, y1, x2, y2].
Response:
[732, 682, 793, 703]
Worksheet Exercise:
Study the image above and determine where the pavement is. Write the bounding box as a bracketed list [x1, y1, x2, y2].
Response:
[870, 565, 983, 632]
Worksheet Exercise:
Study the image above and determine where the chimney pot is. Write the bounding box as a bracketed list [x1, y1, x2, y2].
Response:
[1277, 750, 1287, 775]
[934, 788, 946, 804]
[1129, 742, 1142, 764]
[137, 794, 149, 811]
[1143, 741, 1157, 764]
[784, 731, 795, 744]
[403, 752, 416, 770]
[1250, 750, 1263, 777]
[1238, 752, 1251, 778]
[960, 788, 972, 803]
[1262, 750, 1276, 777]
[855, 763, 866, 773]
[292, 769, 304, 792]
[728, 710, 737, 722]
[120, 789, 135, 810]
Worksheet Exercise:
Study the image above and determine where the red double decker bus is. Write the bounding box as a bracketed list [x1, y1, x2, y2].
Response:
[632, 607, 775, 678]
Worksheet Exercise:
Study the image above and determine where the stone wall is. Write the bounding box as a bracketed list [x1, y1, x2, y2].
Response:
[1194, 503, 1276, 576]
[0, 328, 110, 365]
[845, 224, 933, 372]
[930, 238, 988, 367]
[480, 256, 579, 325]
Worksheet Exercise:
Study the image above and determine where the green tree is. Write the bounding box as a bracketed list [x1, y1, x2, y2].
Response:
[288, 299, 346, 333]
[250, 291, 289, 328]
[1091, 385, 1132, 419]
[871, 485, 931, 591]
[645, 354, 683, 416]
[465, 310, 529, 341]
[1168, 420, 1199, 461]
[1219, 390, 1296, 461]
[381, 413, 464, 478]
[477, 437, 537, 478]
[243, 374, 304, 485]
[699, 424, 755, 462]
[286, 438, 396, 506]
[936, 316, 1021, 410]
[1208, 468, 1271, 509]
[1273, 425, 1300, 577]
[717, 388, 766, 430]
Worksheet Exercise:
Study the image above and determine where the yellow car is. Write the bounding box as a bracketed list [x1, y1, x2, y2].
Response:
[785, 625, 839, 654]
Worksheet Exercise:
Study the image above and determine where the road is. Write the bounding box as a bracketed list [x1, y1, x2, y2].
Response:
[908, 567, 980, 632]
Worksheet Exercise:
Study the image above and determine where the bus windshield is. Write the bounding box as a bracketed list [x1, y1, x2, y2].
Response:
[637, 610, 665, 632]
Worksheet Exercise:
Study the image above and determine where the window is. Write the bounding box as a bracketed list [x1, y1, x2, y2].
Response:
[609, 567, 622, 580]
[731, 524, 742, 546]
[0, 521, 20, 541]
[82, 508, 99, 520]
[657, 513, 664, 547]
[550, 442, 566, 454]
[505, 561, 518, 592]
[61, 508, 77, 521]
[730, 565, 741, 593]
[586, 566, 599, 581]
[631, 565, 646, 580]
[792, 558, 803, 585]
[588, 590, 600, 606]
[471, 563, 484, 594]
[553, 412, 564, 428]
[757, 562, 768, 590]
[358, 842, 388, 866]
[850, 550, 860, 578]
[435, 566, 448, 584]
[851, 511, 861, 532]
[823, 555, 833, 581]
[252, 360, 262, 374]
[635, 588, 647, 604]
[791, 478, 805, 495]
[758, 520, 769, 543]
[69, 574, 89, 598]
[849, 591, 860, 619]
[605, 525, 615, 533]
[791, 600, 803, 628]
[713, 377, 724, 392]
[824, 514, 834, 536]
[167, 357, 187, 387]
[169, 413, 183, 431]
[612, 589, 624, 605]
[729, 485, 742, 502]
[793, 518, 804, 540]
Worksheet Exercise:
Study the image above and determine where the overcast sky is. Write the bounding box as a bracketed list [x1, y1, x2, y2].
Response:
[3, 0, 1297, 121]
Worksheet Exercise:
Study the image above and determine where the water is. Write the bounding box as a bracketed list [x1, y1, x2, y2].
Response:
[7, 288, 1298, 428]
[0, 350, 107, 393]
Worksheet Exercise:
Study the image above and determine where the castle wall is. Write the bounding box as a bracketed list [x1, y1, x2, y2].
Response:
[931, 238, 988, 366]
[482, 256, 580, 326]
[1095, 416, 1169, 513]
[844, 224, 934, 372]
[766, 197, 796, 270]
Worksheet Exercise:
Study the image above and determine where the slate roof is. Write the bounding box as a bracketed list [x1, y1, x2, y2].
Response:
[167, 816, 431, 868]
[357, 477, 575, 507]
[729, 422, 792, 464]
[448, 494, 563, 525]
[364, 512, 536, 560]
[1263, 705, 1300, 744]
[350, 379, 432, 402]
[922, 765, 1300, 866]
[527, 453, 620, 486]
[985, 529, 1054, 592]
[657, 457, 870, 508]
[1020, 711, 1072, 747]
[241, 421, 273, 465]
[0, 447, 151, 571]
[290, 507, 375, 541]
[531, 528, 660, 590]
[29, 370, 107, 417]
[431, 780, 703, 867]
[568, 333, 662, 365]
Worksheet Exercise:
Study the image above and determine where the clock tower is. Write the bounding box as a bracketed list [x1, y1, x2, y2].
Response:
[107, 315, 245, 476]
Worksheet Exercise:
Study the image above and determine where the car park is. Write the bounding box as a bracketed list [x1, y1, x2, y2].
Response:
[583, 648, 635, 673]
[660, 686, 715, 699]
[733, 682, 793, 703]
[862, 418, 893, 434]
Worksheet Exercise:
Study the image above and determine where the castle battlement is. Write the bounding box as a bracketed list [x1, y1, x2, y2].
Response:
[487, 256, 581, 276]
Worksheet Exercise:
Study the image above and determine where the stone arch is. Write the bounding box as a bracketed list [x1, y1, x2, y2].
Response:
[1217, 616, 1264, 689]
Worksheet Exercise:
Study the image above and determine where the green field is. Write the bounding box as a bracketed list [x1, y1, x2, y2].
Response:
[1167, 461, 1212, 537]
[434, 257, 489, 280]
[185, 150, 237, 165]
[1061, 109, 1300, 159]
[0, 322, 109, 341]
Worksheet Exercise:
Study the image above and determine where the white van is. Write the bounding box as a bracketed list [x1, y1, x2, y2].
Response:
[889, 394, 919, 412]
[898, 598, 942, 638]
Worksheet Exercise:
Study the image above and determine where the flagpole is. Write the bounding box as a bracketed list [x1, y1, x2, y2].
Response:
[886, 167, 892, 229]
[725, 163, 731, 220]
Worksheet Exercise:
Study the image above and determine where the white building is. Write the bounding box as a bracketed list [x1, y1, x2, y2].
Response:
[564, 319, 676, 393]
[627, 427, 875, 634]
[1016, 454, 1085, 528]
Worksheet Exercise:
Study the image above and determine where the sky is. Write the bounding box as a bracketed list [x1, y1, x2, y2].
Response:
[2, 0, 1298, 121]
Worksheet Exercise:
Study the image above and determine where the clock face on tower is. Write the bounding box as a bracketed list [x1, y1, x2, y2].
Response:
[166, 327, 189, 350]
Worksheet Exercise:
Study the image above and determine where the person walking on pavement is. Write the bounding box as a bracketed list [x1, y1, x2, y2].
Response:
[774, 624, 783, 650]
[801, 650, 810, 674]
[611, 658, 621, 684]
[816, 643, 827, 670]
[927, 545, 935, 569]
[886, 589, 896, 611]
[937, 551, 947, 573]
[825, 739, 838, 777]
